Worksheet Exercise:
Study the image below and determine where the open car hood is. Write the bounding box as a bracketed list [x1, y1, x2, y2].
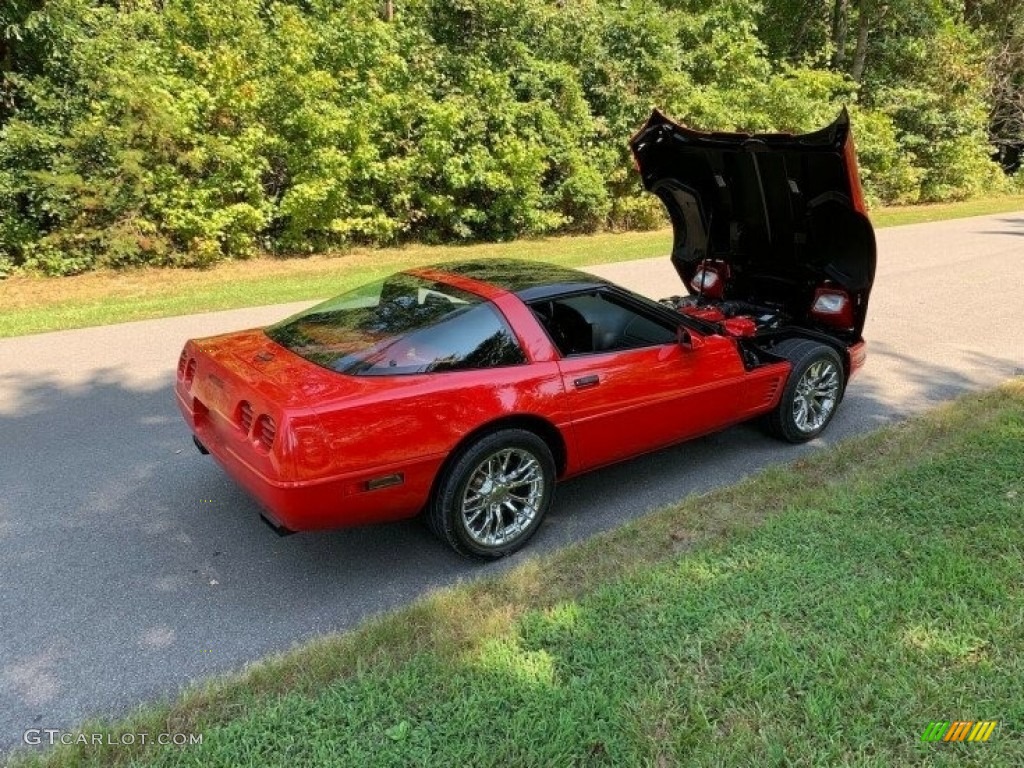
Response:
[630, 108, 876, 338]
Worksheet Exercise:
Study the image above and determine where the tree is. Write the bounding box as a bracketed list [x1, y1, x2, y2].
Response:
[1, 1, 50, 124]
[989, 36, 1024, 170]
[832, 0, 849, 68]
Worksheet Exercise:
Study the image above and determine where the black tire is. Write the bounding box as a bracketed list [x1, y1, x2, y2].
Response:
[766, 339, 845, 443]
[428, 429, 556, 559]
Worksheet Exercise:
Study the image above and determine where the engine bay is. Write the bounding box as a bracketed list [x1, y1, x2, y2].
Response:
[659, 295, 790, 339]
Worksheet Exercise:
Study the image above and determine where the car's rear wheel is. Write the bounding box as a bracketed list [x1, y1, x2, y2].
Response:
[428, 429, 555, 558]
[767, 339, 845, 443]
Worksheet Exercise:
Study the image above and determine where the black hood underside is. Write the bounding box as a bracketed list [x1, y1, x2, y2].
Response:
[630, 108, 877, 338]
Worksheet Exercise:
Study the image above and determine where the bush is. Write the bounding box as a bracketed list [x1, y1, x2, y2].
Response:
[0, 0, 1008, 274]
[847, 107, 924, 206]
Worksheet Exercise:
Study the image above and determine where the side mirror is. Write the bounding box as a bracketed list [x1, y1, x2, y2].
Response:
[678, 326, 705, 351]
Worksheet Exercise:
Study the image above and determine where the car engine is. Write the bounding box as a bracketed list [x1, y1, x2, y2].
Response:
[659, 295, 789, 338]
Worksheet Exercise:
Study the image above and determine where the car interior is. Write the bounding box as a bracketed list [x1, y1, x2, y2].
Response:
[530, 292, 677, 356]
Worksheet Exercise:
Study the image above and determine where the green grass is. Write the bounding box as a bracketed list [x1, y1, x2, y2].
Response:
[0, 229, 671, 339]
[2, 194, 1022, 339]
[9, 380, 1023, 768]
[868, 194, 1024, 228]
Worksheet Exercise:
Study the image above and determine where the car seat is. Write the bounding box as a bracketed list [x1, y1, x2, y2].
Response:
[550, 302, 594, 355]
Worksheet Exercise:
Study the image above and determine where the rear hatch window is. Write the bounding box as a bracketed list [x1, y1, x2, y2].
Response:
[266, 273, 525, 375]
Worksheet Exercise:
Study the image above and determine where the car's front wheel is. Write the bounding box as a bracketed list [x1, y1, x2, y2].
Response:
[767, 339, 845, 443]
[428, 429, 555, 558]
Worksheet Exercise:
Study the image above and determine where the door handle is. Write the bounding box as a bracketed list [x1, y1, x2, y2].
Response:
[573, 374, 600, 389]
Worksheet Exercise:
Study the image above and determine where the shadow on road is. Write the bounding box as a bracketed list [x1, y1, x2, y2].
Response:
[977, 213, 1024, 237]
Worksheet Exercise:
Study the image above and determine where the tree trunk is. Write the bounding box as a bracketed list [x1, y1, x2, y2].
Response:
[851, 0, 871, 81]
[831, 0, 849, 69]
[790, 1, 816, 57]
[963, 0, 979, 26]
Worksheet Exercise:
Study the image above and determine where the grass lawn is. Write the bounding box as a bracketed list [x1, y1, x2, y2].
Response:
[10, 380, 1023, 767]
[2, 194, 1022, 339]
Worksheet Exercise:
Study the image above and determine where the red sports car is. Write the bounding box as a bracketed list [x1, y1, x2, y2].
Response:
[176, 109, 875, 557]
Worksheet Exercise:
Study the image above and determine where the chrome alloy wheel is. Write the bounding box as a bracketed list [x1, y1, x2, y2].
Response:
[460, 448, 545, 547]
[792, 359, 841, 433]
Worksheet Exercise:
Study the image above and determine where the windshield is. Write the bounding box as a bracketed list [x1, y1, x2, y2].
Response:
[266, 273, 526, 375]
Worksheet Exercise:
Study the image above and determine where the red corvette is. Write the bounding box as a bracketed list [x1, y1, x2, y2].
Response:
[176, 109, 875, 557]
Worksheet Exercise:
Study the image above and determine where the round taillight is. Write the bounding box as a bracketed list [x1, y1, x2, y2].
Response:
[254, 414, 276, 452]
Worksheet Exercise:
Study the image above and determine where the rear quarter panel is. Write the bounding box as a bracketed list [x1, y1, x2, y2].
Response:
[289, 362, 568, 526]
[310, 362, 569, 478]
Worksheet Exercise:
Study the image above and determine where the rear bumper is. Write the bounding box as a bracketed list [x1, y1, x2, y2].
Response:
[176, 389, 442, 532]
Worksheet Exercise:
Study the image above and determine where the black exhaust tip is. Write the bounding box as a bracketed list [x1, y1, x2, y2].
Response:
[193, 435, 210, 455]
[260, 513, 296, 537]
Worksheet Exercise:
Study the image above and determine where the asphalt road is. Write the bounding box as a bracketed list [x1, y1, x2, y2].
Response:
[1, 212, 1022, 753]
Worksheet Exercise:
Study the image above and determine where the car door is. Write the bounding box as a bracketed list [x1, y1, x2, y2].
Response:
[534, 290, 750, 471]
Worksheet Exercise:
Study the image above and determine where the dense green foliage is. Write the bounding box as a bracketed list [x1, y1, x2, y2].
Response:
[0, 0, 1019, 274]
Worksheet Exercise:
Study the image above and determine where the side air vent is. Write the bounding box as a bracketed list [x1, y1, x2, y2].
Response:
[238, 401, 254, 434]
[184, 358, 197, 387]
[763, 378, 781, 405]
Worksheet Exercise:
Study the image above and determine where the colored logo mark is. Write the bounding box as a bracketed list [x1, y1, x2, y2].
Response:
[921, 721, 997, 742]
